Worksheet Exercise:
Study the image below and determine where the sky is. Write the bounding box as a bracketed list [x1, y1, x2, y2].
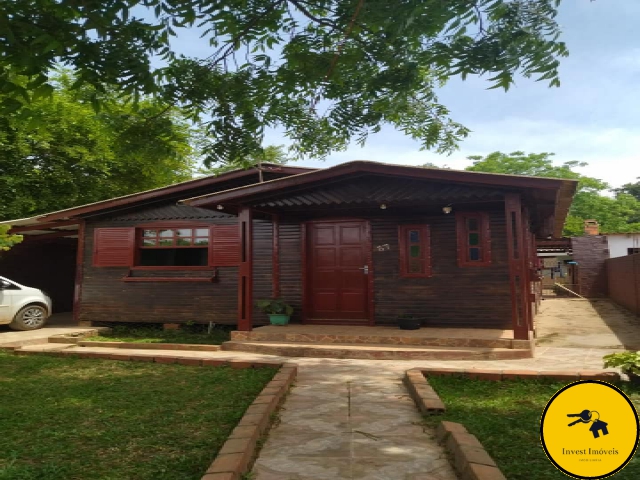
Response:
[171, 0, 640, 190]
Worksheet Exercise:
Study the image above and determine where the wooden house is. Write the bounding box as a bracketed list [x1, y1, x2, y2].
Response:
[1, 161, 577, 341]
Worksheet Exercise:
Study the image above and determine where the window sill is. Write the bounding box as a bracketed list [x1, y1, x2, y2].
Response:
[122, 276, 216, 283]
[131, 266, 213, 271]
[122, 269, 217, 283]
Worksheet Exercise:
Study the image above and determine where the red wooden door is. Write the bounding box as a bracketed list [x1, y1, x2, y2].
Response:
[306, 220, 371, 323]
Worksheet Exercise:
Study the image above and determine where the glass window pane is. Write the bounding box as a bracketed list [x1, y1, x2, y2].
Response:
[194, 237, 209, 246]
[467, 218, 479, 231]
[175, 228, 191, 237]
[469, 233, 479, 246]
[142, 230, 156, 237]
[469, 248, 480, 261]
[195, 228, 209, 237]
[142, 239, 156, 246]
[158, 229, 173, 238]
[410, 245, 421, 258]
[409, 230, 420, 243]
[409, 258, 422, 273]
[158, 239, 173, 246]
[176, 237, 192, 246]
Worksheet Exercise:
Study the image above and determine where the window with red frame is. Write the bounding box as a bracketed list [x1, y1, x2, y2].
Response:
[398, 225, 432, 277]
[456, 213, 491, 267]
[138, 227, 210, 266]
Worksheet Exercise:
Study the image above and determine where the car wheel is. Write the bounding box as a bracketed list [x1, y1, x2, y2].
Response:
[9, 305, 48, 331]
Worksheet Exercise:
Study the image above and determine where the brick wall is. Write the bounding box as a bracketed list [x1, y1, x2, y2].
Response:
[607, 254, 640, 314]
[571, 236, 609, 297]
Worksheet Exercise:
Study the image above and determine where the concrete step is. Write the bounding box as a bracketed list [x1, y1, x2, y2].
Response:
[221, 340, 533, 360]
[230, 330, 529, 350]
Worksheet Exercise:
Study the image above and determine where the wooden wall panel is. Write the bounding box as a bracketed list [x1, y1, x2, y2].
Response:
[278, 220, 303, 323]
[371, 211, 512, 329]
[80, 205, 242, 325]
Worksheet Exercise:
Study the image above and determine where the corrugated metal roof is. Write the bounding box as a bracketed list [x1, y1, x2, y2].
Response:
[106, 205, 233, 221]
[255, 176, 506, 208]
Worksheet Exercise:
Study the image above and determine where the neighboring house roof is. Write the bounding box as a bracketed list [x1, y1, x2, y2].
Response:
[180, 161, 578, 237]
[1, 164, 315, 237]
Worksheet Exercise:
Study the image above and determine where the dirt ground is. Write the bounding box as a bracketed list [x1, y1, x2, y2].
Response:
[535, 298, 640, 349]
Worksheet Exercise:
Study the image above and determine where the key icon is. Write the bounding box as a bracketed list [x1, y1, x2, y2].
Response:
[566, 410, 609, 438]
[567, 409, 592, 426]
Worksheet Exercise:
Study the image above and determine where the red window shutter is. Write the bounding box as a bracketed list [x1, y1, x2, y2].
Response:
[211, 225, 240, 266]
[93, 228, 135, 267]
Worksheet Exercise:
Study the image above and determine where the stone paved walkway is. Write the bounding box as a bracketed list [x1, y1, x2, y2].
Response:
[30, 342, 620, 480]
[251, 362, 455, 480]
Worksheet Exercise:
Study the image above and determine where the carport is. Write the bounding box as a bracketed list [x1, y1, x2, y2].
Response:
[0, 217, 79, 316]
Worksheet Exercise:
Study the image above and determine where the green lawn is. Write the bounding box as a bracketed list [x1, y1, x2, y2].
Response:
[0, 351, 274, 480]
[423, 376, 640, 480]
[84, 324, 231, 345]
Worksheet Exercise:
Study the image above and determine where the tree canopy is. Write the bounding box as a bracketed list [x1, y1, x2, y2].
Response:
[1, 0, 567, 164]
[0, 73, 197, 220]
[197, 145, 293, 177]
[466, 151, 640, 236]
[0, 225, 22, 251]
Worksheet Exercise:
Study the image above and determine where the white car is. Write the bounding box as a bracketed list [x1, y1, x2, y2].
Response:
[0, 276, 52, 330]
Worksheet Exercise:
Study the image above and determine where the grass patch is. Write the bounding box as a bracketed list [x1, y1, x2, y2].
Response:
[0, 351, 275, 480]
[422, 376, 640, 480]
[85, 324, 231, 345]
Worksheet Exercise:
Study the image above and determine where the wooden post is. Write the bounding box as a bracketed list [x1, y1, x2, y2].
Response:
[505, 194, 529, 340]
[272, 214, 281, 298]
[72, 220, 85, 325]
[238, 206, 253, 331]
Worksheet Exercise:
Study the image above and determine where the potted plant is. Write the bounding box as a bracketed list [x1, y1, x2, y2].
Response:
[603, 351, 640, 383]
[397, 314, 421, 330]
[256, 298, 294, 326]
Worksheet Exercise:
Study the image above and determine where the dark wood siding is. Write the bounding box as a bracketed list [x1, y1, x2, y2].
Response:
[79, 203, 273, 325]
[272, 210, 512, 329]
[371, 211, 511, 328]
[371, 212, 511, 328]
[279, 220, 303, 323]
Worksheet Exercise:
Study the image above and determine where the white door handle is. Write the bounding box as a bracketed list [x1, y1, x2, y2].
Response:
[358, 265, 369, 274]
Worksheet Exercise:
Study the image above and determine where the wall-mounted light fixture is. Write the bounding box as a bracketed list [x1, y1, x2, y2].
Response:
[216, 204, 224, 210]
[442, 205, 453, 214]
[380, 204, 387, 210]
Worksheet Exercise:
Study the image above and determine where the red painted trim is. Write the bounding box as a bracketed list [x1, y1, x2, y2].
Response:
[134, 221, 212, 228]
[364, 221, 375, 326]
[505, 194, 529, 340]
[237, 207, 253, 331]
[130, 266, 213, 271]
[38, 165, 316, 223]
[72, 220, 85, 325]
[272, 214, 281, 298]
[184, 161, 571, 208]
[398, 224, 432, 278]
[455, 212, 492, 267]
[122, 276, 216, 283]
[301, 221, 308, 324]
